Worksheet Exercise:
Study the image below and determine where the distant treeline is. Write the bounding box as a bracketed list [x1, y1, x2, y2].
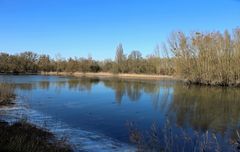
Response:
[0, 44, 174, 75]
[1, 27, 240, 86]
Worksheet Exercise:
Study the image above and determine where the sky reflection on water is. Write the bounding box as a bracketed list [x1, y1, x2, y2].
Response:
[1, 75, 240, 151]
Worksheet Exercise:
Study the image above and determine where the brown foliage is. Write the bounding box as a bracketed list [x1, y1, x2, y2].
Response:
[168, 28, 240, 86]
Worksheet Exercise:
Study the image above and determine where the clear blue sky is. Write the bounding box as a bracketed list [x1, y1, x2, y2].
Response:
[0, 0, 240, 60]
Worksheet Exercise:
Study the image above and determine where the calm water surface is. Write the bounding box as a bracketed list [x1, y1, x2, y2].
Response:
[1, 75, 240, 151]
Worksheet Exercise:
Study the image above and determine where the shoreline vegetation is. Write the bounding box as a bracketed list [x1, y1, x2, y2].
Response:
[0, 83, 15, 106]
[0, 27, 239, 87]
[128, 122, 240, 152]
[0, 121, 72, 152]
[42, 71, 176, 80]
[0, 83, 73, 152]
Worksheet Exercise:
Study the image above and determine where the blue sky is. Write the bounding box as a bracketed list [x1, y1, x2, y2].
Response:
[0, 0, 240, 60]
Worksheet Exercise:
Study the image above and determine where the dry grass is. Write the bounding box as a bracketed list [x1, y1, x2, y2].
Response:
[128, 121, 240, 152]
[42, 71, 175, 80]
[168, 28, 240, 86]
[0, 120, 72, 152]
[0, 83, 15, 105]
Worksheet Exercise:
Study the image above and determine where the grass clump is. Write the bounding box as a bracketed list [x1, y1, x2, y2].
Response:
[0, 120, 73, 152]
[0, 83, 15, 106]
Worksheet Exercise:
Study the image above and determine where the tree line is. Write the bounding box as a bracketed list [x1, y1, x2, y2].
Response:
[1, 27, 240, 86]
[0, 45, 174, 75]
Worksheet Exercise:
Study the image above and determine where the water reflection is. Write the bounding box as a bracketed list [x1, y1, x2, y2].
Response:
[3, 76, 240, 136]
[16, 83, 36, 90]
[169, 85, 240, 133]
[103, 79, 142, 103]
[103, 79, 174, 103]
[39, 81, 50, 90]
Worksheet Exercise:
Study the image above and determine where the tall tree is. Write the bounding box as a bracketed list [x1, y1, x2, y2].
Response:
[20, 51, 38, 72]
[0, 53, 10, 72]
[115, 43, 126, 73]
[38, 55, 52, 72]
[128, 50, 143, 73]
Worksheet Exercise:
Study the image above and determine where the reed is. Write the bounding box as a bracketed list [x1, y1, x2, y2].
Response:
[168, 28, 240, 86]
[0, 83, 15, 105]
[128, 121, 240, 152]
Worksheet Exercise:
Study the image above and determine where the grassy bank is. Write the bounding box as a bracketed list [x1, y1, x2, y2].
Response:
[42, 72, 175, 80]
[0, 83, 73, 152]
[0, 120, 72, 152]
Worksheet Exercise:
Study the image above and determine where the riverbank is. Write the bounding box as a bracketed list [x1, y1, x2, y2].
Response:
[0, 120, 72, 152]
[42, 72, 176, 80]
[0, 83, 73, 152]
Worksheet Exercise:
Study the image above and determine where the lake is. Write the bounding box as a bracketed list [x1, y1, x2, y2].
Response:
[0, 75, 240, 151]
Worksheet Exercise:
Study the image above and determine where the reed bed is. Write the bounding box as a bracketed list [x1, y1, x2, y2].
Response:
[128, 121, 240, 152]
[168, 28, 240, 86]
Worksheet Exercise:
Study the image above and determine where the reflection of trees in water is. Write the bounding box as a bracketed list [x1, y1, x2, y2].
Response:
[35, 78, 173, 105]
[127, 82, 142, 101]
[15, 83, 36, 90]
[53, 81, 67, 94]
[49, 77, 173, 105]
[145, 81, 175, 111]
[23, 78, 240, 135]
[55, 81, 67, 88]
[68, 79, 90, 91]
[168, 84, 240, 133]
[102, 79, 173, 104]
[67, 78, 100, 91]
[152, 87, 172, 112]
[103, 79, 126, 103]
[38, 81, 50, 90]
[13, 77, 240, 142]
[38, 78, 101, 92]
